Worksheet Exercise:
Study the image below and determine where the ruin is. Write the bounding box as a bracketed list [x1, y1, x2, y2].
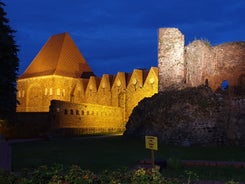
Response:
[16, 32, 158, 134]
[16, 28, 245, 135]
[158, 28, 245, 93]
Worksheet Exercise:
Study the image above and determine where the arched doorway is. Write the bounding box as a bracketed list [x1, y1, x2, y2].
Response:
[26, 84, 43, 111]
[221, 80, 229, 90]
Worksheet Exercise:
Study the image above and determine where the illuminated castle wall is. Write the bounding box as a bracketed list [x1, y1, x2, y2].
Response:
[16, 32, 158, 133]
[17, 28, 244, 134]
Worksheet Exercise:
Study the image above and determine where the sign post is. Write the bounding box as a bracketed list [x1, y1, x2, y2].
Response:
[145, 136, 158, 168]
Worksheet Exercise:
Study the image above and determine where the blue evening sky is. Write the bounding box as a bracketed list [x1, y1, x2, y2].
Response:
[4, 0, 245, 76]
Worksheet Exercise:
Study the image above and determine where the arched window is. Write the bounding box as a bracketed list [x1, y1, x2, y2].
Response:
[221, 80, 229, 90]
[57, 88, 60, 96]
[76, 110, 79, 115]
[64, 109, 68, 114]
[49, 88, 53, 95]
[22, 90, 25, 97]
[45, 88, 48, 96]
[70, 109, 73, 115]
[18, 91, 21, 98]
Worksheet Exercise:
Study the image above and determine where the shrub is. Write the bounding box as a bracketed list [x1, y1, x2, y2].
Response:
[0, 169, 16, 184]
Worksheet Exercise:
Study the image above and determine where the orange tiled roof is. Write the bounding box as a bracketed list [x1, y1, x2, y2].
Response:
[19, 32, 94, 79]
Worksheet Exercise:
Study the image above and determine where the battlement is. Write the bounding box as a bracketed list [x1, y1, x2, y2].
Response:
[17, 67, 158, 123]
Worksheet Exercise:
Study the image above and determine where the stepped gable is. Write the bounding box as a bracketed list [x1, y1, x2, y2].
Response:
[19, 32, 94, 79]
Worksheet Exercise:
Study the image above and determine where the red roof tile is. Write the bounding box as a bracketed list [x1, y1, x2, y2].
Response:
[20, 32, 94, 79]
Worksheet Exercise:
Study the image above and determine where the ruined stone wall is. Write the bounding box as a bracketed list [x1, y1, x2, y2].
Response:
[158, 28, 245, 93]
[185, 40, 214, 87]
[158, 28, 185, 91]
[185, 41, 245, 92]
[212, 42, 245, 91]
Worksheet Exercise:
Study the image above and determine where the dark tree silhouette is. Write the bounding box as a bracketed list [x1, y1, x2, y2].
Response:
[0, 1, 19, 123]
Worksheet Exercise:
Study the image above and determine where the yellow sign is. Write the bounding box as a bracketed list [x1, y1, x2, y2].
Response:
[145, 136, 158, 150]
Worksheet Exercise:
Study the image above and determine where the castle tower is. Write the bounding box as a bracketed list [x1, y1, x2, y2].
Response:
[158, 28, 185, 91]
[17, 32, 94, 112]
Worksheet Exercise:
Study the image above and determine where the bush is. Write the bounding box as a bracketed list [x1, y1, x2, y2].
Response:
[0, 169, 16, 184]
[0, 164, 240, 183]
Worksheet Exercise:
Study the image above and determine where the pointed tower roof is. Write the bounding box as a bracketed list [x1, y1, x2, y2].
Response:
[19, 32, 94, 79]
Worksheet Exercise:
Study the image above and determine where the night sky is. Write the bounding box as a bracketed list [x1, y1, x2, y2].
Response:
[4, 0, 245, 77]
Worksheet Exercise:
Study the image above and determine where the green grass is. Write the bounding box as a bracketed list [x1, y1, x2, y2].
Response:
[11, 135, 245, 181]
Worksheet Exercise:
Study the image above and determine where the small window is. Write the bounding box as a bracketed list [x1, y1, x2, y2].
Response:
[45, 88, 48, 95]
[49, 88, 53, 95]
[81, 110, 84, 115]
[22, 90, 25, 97]
[62, 89, 65, 96]
[70, 109, 73, 115]
[76, 110, 79, 115]
[57, 88, 60, 96]
[18, 91, 21, 98]
[64, 109, 68, 114]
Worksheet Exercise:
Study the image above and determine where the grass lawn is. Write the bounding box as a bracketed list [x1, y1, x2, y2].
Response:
[11, 135, 245, 181]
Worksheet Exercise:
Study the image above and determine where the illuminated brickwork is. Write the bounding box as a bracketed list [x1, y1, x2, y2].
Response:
[17, 68, 158, 123]
[50, 100, 125, 133]
[16, 32, 158, 132]
[17, 29, 244, 134]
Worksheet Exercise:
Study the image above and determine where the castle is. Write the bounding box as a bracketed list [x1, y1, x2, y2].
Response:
[16, 28, 245, 135]
[16, 32, 158, 134]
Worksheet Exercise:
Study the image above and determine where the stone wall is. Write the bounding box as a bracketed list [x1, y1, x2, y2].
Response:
[17, 67, 158, 124]
[50, 100, 125, 134]
[158, 28, 185, 91]
[185, 40, 214, 87]
[124, 85, 245, 146]
[17, 76, 81, 112]
[212, 42, 245, 91]
[158, 28, 245, 94]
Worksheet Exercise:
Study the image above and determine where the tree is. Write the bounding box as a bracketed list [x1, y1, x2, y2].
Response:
[0, 1, 19, 123]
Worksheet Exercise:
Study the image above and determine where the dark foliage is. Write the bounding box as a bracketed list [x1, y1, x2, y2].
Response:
[0, 1, 19, 122]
